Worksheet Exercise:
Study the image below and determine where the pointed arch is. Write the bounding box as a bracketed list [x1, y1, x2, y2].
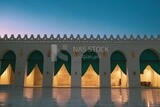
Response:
[140, 49, 160, 87]
[110, 51, 126, 74]
[0, 50, 16, 84]
[81, 50, 99, 87]
[54, 50, 71, 76]
[110, 51, 127, 87]
[82, 50, 99, 76]
[0, 50, 16, 75]
[27, 50, 44, 76]
[140, 49, 160, 74]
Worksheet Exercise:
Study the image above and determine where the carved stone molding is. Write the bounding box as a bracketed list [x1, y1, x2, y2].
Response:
[0, 34, 159, 44]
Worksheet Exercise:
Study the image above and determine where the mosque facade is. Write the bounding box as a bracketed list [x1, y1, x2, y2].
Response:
[0, 34, 160, 88]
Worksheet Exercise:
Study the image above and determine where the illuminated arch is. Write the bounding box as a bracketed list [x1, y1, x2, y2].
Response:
[81, 50, 99, 87]
[140, 49, 160, 87]
[110, 51, 127, 87]
[25, 50, 44, 87]
[53, 50, 71, 87]
[0, 50, 16, 85]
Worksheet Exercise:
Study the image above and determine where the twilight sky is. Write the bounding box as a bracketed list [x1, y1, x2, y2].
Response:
[0, 0, 160, 37]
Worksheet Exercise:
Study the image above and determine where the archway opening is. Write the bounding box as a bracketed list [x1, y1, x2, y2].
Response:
[110, 51, 127, 87]
[0, 50, 16, 85]
[81, 51, 99, 87]
[25, 50, 44, 87]
[53, 50, 71, 87]
[140, 49, 160, 87]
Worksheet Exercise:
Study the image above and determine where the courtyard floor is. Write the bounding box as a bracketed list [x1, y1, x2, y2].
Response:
[0, 86, 160, 107]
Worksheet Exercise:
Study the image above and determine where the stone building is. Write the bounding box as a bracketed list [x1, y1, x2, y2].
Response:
[0, 34, 160, 88]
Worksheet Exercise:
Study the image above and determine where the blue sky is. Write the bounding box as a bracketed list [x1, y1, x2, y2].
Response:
[0, 0, 160, 37]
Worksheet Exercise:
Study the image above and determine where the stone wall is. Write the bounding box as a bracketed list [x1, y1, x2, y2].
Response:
[0, 34, 159, 87]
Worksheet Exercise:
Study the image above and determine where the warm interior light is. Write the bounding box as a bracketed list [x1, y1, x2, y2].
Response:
[82, 89, 100, 106]
[141, 67, 151, 82]
[23, 88, 33, 101]
[81, 64, 100, 87]
[0, 64, 14, 84]
[140, 65, 160, 87]
[25, 65, 43, 87]
[141, 90, 155, 106]
[111, 65, 127, 87]
[53, 64, 71, 87]
[53, 88, 70, 106]
[0, 92, 9, 103]
[111, 89, 129, 106]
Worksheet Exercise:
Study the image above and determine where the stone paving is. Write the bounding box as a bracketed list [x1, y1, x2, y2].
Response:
[0, 86, 160, 107]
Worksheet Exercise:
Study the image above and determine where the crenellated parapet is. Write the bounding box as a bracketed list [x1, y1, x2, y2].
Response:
[0, 34, 160, 43]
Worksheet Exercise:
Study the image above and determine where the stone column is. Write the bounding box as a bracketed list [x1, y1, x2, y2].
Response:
[100, 57, 110, 87]
[127, 54, 141, 87]
[43, 57, 54, 87]
[100, 50, 111, 87]
[14, 57, 26, 87]
[71, 57, 81, 87]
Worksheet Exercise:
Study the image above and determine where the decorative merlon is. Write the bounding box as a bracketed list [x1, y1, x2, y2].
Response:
[0, 34, 160, 43]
